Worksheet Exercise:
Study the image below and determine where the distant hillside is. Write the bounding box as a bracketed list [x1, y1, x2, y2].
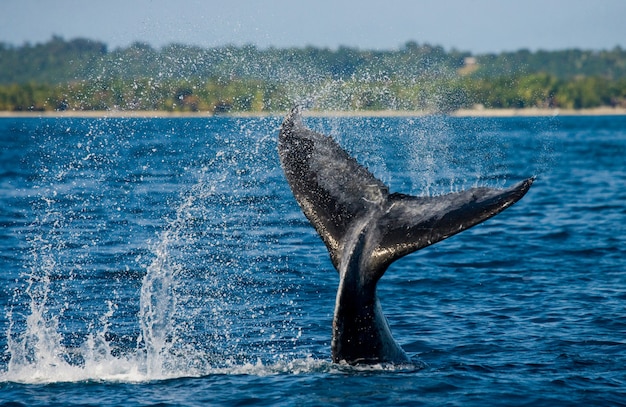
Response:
[0, 37, 467, 85]
[3, 36, 626, 85]
[1, 36, 625, 112]
[474, 48, 626, 79]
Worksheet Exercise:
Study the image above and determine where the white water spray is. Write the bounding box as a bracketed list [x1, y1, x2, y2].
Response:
[1, 119, 306, 384]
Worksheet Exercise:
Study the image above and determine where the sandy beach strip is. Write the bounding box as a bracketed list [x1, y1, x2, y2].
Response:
[0, 110, 215, 119]
[1, 107, 625, 119]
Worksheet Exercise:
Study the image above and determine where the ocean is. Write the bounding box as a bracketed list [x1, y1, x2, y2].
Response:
[0, 114, 624, 406]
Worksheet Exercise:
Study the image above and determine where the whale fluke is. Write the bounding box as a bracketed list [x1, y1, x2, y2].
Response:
[278, 106, 534, 364]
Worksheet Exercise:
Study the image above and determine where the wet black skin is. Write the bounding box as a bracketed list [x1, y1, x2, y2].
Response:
[278, 106, 534, 364]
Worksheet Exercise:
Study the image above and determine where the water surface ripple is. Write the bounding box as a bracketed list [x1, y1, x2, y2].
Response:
[0, 115, 624, 406]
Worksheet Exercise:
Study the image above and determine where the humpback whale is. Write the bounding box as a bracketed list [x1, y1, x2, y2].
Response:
[278, 107, 534, 365]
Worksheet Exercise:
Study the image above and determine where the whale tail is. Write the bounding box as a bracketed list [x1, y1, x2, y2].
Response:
[278, 106, 534, 281]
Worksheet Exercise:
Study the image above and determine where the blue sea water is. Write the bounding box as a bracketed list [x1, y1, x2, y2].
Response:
[0, 114, 624, 406]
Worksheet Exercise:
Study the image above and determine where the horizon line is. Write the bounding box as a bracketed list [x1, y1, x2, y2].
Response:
[2, 35, 624, 56]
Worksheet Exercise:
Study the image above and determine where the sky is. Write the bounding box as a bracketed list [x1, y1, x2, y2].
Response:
[1, 0, 625, 54]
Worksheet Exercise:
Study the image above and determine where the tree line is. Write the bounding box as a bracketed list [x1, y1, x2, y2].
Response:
[1, 37, 625, 113]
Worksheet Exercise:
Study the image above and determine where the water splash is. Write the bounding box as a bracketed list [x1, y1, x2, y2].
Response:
[1, 113, 539, 384]
[3, 193, 141, 382]
[137, 162, 232, 379]
[0, 117, 304, 383]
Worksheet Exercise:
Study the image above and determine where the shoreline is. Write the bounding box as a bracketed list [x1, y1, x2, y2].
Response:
[1, 106, 625, 119]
